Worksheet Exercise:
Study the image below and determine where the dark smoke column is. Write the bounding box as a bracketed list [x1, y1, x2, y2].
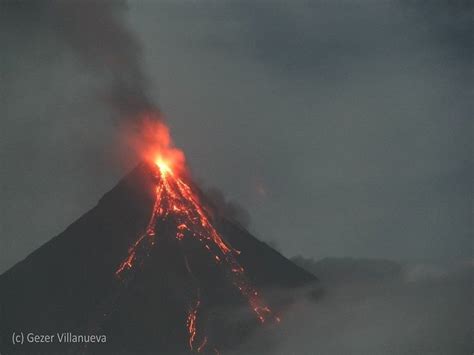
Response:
[47, 0, 158, 119]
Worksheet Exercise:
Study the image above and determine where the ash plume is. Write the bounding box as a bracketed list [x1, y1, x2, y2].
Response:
[1, 0, 156, 119]
[204, 187, 252, 228]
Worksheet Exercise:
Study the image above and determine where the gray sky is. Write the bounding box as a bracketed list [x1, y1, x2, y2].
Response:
[0, 0, 472, 273]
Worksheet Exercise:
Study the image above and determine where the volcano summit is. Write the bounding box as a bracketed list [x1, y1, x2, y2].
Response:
[0, 157, 317, 354]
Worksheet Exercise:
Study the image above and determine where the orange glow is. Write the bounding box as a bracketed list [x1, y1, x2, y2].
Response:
[124, 112, 186, 175]
[154, 157, 172, 175]
[117, 113, 279, 352]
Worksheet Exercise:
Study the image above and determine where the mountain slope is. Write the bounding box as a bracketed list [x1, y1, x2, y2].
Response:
[0, 163, 317, 354]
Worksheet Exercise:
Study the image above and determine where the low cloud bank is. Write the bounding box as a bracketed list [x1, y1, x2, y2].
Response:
[234, 257, 473, 354]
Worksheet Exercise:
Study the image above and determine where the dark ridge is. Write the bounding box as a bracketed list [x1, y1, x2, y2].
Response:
[0, 163, 318, 354]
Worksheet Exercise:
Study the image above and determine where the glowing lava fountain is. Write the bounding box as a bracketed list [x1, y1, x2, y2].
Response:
[116, 115, 279, 353]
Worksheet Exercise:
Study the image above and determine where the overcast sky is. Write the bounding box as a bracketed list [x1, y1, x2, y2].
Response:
[0, 0, 472, 273]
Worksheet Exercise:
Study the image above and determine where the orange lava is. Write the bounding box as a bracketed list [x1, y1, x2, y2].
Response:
[116, 117, 278, 352]
[187, 299, 200, 351]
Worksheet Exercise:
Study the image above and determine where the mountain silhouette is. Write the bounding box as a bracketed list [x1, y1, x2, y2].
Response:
[0, 163, 317, 354]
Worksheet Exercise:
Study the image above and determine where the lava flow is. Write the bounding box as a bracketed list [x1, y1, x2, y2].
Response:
[115, 116, 278, 353]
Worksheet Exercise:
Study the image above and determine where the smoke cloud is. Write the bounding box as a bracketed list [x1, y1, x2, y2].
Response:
[231, 258, 473, 354]
[204, 187, 252, 228]
[1, 0, 156, 119]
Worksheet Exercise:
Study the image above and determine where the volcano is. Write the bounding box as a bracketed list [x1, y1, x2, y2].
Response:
[0, 161, 317, 354]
